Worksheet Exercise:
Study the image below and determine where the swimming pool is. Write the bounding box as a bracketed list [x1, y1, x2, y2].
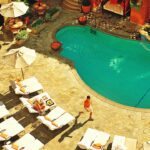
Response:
[56, 26, 150, 109]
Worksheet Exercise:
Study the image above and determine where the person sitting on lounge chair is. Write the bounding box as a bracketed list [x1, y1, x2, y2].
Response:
[33, 100, 45, 113]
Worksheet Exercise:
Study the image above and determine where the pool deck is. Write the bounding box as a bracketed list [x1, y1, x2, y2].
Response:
[0, 9, 150, 150]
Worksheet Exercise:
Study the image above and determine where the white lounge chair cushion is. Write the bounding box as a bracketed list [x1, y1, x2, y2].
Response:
[90, 131, 110, 150]
[37, 106, 65, 123]
[78, 128, 98, 149]
[111, 135, 126, 150]
[0, 105, 9, 119]
[46, 106, 65, 121]
[0, 117, 24, 141]
[12, 77, 43, 95]
[37, 108, 74, 131]
[16, 133, 35, 147]
[53, 112, 75, 127]
[45, 112, 74, 131]
[25, 139, 44, 150]
[93, 131, 110, 145]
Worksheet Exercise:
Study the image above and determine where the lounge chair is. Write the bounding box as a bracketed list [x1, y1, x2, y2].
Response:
[10, 77, 43, 95]
[37, 106, 65, 121]
[143, 141, 150, 150]
[0, 102, 9, 119]
[37, 106, 75, 130]
[19, 92, 56, 113]
[111, 135, 137, 150]
[0, 117, 24, 141]
[78, 128, 110, 150]
[3, 133, 44, 150]
[111, 135, 126, 150]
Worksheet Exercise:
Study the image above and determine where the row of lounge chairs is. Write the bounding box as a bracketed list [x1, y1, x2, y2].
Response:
[0, 117, 43, 150]
[11, 76, 75, 130]
[0, 76, 149, 150]
[0, 77, 75, 149]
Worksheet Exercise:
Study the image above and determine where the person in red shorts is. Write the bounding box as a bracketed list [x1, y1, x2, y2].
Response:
[79, 95, 93, 120]
[33, 100, 45, 114]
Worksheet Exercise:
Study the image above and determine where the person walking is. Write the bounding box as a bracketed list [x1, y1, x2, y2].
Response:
[79, 95, 93, 120]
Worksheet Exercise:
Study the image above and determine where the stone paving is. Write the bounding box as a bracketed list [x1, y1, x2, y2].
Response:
[0, 4, 150, 150]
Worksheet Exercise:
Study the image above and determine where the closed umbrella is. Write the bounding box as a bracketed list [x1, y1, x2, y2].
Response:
[3, 46, 36, 79]
[0, 2, 29, 17]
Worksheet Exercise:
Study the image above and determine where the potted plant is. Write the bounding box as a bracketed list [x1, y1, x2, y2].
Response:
[78, 16, 87, 25]
[15, 30, 29, 45]
[33, 0, 47, 15]
[51, 41, 62, 51]
[81, 0, 91, 14]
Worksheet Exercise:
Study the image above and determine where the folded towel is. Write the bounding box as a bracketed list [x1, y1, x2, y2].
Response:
[20, 87, 26, 93]
[12, 143, 19, 150]
[92, 143, 102, 149]
[51, 121, 59, 127]
[44, 116, 52, 122]
[0, 132, 8, 139]
[16, 82, 22, 87]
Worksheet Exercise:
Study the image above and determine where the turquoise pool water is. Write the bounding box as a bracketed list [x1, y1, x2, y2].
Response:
[56, 26, 150, 108]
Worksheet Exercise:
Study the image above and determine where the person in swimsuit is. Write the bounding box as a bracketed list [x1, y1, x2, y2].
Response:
[79, 95, 93, 120]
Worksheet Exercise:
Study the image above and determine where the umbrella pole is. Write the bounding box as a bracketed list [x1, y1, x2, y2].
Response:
[21, 68, 24, 80]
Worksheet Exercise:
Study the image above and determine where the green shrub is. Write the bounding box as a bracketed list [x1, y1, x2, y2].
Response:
[16, 30, 28, 40]
[45, 7, 59, 21]
[31, 18, 44, 28]
[82, 0, 91, 6]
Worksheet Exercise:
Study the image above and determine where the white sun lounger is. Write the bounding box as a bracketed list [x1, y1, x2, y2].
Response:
[25, 139, 44, 150]
[19, 92, 56, 113]
[37, 106, 65, 122]
[90, 131, 110, 150]
[143, 141, 150, 150]
[10, 77, 43, 95]
[37, 107, 74, 130]
[50, 112, 75, 130]
[0, 104, 9, 119]
[78, 128, 110, 150]
[0, 117, 24, 141]
[3, 133, 44, 150]
[111, 135, 126, 150]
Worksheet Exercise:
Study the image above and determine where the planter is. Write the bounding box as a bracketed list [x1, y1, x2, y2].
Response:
[81, 5, 91, 13]
[78, 16, 87, 25]
[51, 41, 62, 51]
[33, 1, 47, 15]
[15, 40, 26, 46]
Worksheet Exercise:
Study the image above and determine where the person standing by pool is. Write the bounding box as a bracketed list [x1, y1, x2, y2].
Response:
[79, 95, 93, 120]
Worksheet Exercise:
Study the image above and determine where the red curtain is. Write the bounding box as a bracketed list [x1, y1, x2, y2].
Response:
[130, 0, 150, 25]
